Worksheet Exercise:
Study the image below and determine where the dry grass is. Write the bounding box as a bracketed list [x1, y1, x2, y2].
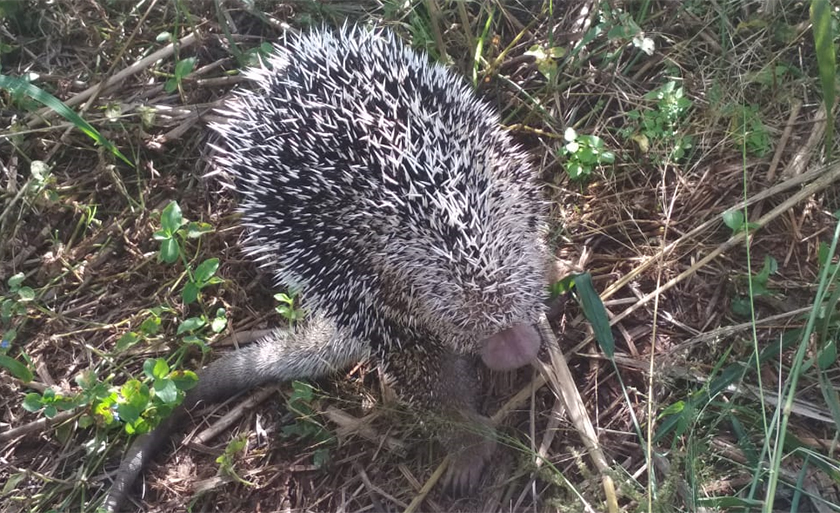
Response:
[2, 1, 839, 512]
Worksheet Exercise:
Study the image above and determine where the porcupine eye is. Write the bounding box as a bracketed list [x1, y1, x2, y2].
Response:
[479, 323, 541, 371]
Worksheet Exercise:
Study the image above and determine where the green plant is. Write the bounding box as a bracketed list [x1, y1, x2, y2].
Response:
[182, 258, 222, 305]
[153, 201, 219, 305]
[621, 80, 693, 162]
[281, 381, 335, 468]
[0, 74, 133, 166]
[28, 160, 58, 203]
[731, 255, 778, 317]
[95, 358, 197, 434]
[215, 434, 255, 486]
[722, 209, 760, 234]
[728, 104, 771, 157]
[275, 291, 306, 326]
[559, 128, 615, 181]
[114, 306, 166, 352]
[21, 357, 197, 435]
[524, 44, 566, 81]
[604, 10, 655, 56]
[242, 42, 275, 67]
[165, 57, 196, 94]
[1, 272, 34, 329]
[177, 308, 228, 352]
[812, 0, 836, 159]
[153, 201, 213, 264]
[0, 273, 36, 381]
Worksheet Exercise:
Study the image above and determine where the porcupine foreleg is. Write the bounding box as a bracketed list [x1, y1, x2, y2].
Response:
[380, 341, 497, 495]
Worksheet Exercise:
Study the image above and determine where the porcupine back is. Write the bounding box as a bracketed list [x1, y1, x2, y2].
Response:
[211, 25, 548, 359]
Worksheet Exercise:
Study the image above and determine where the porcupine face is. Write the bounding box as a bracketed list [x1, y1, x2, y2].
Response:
[211, 25, 548, 371]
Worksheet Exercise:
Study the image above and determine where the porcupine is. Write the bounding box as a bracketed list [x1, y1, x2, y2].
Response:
[103, 24, 548, 511]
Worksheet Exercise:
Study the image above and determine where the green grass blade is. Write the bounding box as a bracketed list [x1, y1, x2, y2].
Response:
[573, 273, 615, 358]
[0, 74, 134, 167]
[811, 0, 835, 160]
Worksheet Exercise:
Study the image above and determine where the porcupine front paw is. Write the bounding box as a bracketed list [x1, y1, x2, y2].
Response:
[442, 415, 497, 495]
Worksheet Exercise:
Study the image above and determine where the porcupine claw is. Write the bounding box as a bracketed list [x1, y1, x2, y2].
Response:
[441, 414, 498, 495]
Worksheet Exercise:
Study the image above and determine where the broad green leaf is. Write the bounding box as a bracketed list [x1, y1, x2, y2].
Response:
[115, 331, 141, 352]
[0, 354, 33, 382]
[182, 281, 199, 304]
[16, 286, 35, 301]
[8, 272, 25, 289]
[22, 392, 43, 412]
[153, 378, 178, 404]
[171, 370, 198, 391]
[177, 316, 206, 334]
[194, 258, 220, 283]
[722, 210, 745, 232]
[159, 238, 179, 264]
[174, 57, 196, 79]
[160, 201, 183, 233]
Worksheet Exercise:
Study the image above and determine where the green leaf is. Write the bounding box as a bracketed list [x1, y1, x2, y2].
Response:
[171, 369, 198, 391]
[15, 286, 34, 301]
[153, 378, 178, 404]
[160, 201, 183, 233]
[115, 331, 141, 352]
[2, 328, 17, 347]
[572, 273, 615, 358]
[181, 281, 199, 304]
[731, 296, 751, 317]
[0, 354, 33, 382]
[22, 392, 43, 412]
[566, 162, 585, 180]
[174, 57, 196, 80]
[722, 210, 745, 232]
[75, 370, 98, 390]
[0, 75, 133, 167]
[177, 316, 206, 334]
[658, 400, 685, 417]
[290, 381, 315, 403]
[8, 272, 25, 289]
[184, 221, 214, 238]
[194, 258, 220, 283]
[152, 358, 169, 379]
[811, 0, 836, 159]
[139, 315, 161, 336]
[159, 238, 179, 264]
[117, 402, 141, 424]
[818, 339, 837, 370]
[211, 309, 227, 333]
[181, 335, 208, 350]
[164, 77, 177, 94]
[205, 276, 224, 286]
[578, 147, 597, 164]
[313, 447, 330, 468]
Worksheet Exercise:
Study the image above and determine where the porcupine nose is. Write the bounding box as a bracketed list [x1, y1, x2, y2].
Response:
[479, 323, 541, 371]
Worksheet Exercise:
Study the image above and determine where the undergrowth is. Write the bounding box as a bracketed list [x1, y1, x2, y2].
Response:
[1, 1, 839, 512]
